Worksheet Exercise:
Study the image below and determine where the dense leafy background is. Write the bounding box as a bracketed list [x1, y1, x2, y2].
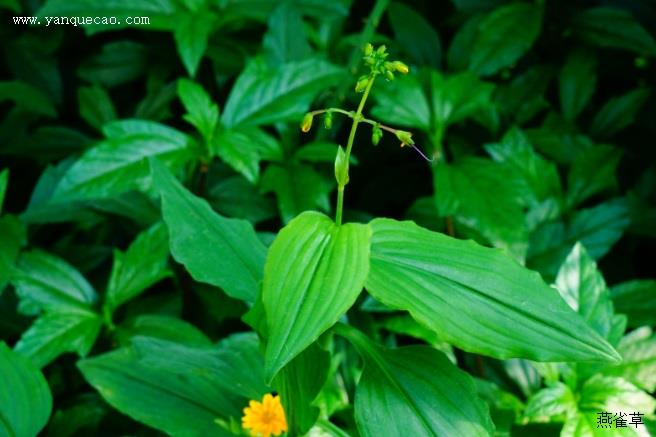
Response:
[1, 0, 655, 436]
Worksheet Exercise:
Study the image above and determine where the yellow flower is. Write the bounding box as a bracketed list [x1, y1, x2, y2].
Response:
[241, 394, 288, 437]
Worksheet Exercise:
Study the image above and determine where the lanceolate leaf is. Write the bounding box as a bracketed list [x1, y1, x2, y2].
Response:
[14, 309, 102, 368]
[0, 342, 52, 437]
[150, 159, 265, 303]
[602, 327, 656, 392]
[104, 222, 171, 315]
[12, 250, 97, 312]
[336, 324, 494, 436]
[0, 215, 26, 294]
[559, 49, 597, 121]
[365, 218, 621, 363]
[262, 212, 371, 380]
[610, 280, 656, 327]
[0, 168, 8, 214]
[590, 88, 651, 139]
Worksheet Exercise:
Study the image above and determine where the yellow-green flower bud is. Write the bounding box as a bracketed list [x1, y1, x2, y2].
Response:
[364, 43, 373, 56]
[334, 146, 349, 186]
[393, 61, 409, 74]
[372, 124, 383, 146]
[301, 113, 313, 133]
[323, 112, 333, 129]
[355, 75, 370, 92]
[385, 70, 395, 81]
[395, 130, 414, 146]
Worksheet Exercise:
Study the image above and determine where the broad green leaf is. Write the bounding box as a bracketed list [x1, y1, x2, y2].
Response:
[579, 375, 656, 414]
[262, 211, 371, 380]
[221, 58, 343, 127]
[0, 342, 52, 437]
[447, 14, 483, 71]
[261, 163, 333, 223]
[14, 310, 102, 368]
[371, 74, 431, 130]
[528, 198, 630, 278]
[388, 2, 441, 67]
[79, 334, 267, 436]
[485, 127, 561, 205]
[524, 383, 576, 421]
[434, 157, 528, 260]
[53, 120, 195, 201]
[77, 41, 147, 87]
[365, 218, 621, 363]
[77, 85, 116, 130]
[213, 129, 262, 183]
[469, 3, 543, 76]
[0, 80, 56, 117]
[150, 159, 266, 303]
[603, 327, 656, 392]
[0, 215, 26, 293]
[559, 49, 597, 121]
[555, 243, 614, 340]
[174, 12, 214, 76]
[526, 115, 594, 165]
[495, 65, 552, 125]
[611, 280, 656, 327]
[590, 88, 650, 139]
[12, 250, 97, 312]
[572, 7, 656, 56]
[115, 314, 211, 347]
[207, 175, 276, 224]
[262, 3, 311, 64]
[104, 222, 170, 315]
[336, 325, 494, 436]
[0, 168, 8, 214]
[273, 343, 330, 435]
[567, 145, 621, 208]
[177, 79, 219, 143]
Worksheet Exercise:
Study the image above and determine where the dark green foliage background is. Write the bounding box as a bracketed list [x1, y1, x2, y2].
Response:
[1, 0, 656, 436]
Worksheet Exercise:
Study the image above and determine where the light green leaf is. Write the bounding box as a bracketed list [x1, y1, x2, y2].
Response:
[14, 310, 102, 368]
[579, 375, 656, 414]
[262, 3, 311, 64]
[273, 343, 330, 435]
[572, 7, 656, 56]
[447, 14, 483, 71]
[430, 71, 494, 130]
[221, 58, 343, 127]
[561, 411, 637, 437]
[469, 3, 543, 76]
[177, 79, 219, 143]
[53, 120, 195, 201]
[262, 212, 371, 380]
[0, 342, 52, 437]
[602, 327, 656, 392]
[150, 159, 266, 303]
[555, 243, 614, 340]
[174, 12, 214, 76]
[77, 85, 117, 130]
[0, 168, 8, 214]
[559, 49, 597, 121]
[104, 222, 170, 315]
[0, 80, 56, 117]
[0, 215, 26, 294]
[115, 314, 211, 347]
[79, 334, 267, 436]
[524, 383, 576, 421]
[213, 129, 261, 184]
[388, 2, 441, 67]
[611, 280, 656, 327]
[336, 324, 494, 436]
[434, 157, 528, 260]
[590, 88, 650, 139]
[12, 250, 97, 312]
[371, 74, 431, 130]
[567, 145, 621, 208]
[365, 218, 621, 363]
[261, 163, 333, 223]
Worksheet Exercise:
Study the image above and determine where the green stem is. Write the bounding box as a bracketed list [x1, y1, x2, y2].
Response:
[335, 75, 376, 226]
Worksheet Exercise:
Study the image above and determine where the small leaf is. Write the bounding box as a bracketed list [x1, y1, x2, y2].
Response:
[77, 85, 117, 130]
[0, 168, 9, 214]
[388, 2, 441, 67]
[524, 383, 576, 421]
[115, 314, 211, 347]
[365, 218, 621, 363]
[150, 159, 266, 303]
[177, 78, 219, 143]
[0, 80, 56, 117]
[469, 3, 543, 76]
[566, 144, 621, 208]
[174, 13, 214, 76]
[590, 88, 650, 139]
[336, 325, 494, 436]
[262, 211, 371, 380]
[0, 342, 52, 437]
[0, 215, 26, 294]
[12, 250, 97, 313]
[579, 375, 656, 414]
[611, 280, 656, 327]
[559, 49, 597, 121]
[14, 310, 102, 368]
[371, 74, 431, 130]
[572, 7, 656, 56]
[262, 3, 311, 64]
[104, 222, 170, 315]
[602, 327, 656, 392]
